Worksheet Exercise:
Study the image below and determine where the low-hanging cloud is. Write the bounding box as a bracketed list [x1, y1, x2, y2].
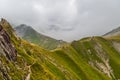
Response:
[0, 0, 120, 41]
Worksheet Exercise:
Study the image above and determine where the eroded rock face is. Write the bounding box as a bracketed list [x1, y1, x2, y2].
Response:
[0, 19, 17, 61]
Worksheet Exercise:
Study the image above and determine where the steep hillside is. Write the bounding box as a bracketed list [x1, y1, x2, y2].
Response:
[0, 18, 120, 80]
[14, 24, 65, 50]
[71, 37, 120, 80]
[104, 26, 120, 37]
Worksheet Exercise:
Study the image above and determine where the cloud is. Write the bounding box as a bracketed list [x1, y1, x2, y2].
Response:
[0, 0, 120, 41]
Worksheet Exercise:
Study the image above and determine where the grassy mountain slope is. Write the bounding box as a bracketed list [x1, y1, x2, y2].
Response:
[0, 19, 120, 80]
[71, 36, 120, 79]
[14, 24, 65, 50]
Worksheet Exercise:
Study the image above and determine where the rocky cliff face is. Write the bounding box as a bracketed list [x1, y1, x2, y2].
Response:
[0, 19, 18, 80]
[0, 23, 17, 61]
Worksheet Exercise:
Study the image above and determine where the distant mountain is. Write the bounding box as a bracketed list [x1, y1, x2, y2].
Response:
[104, 26, 120, 37]
[14, 24, 65, 50]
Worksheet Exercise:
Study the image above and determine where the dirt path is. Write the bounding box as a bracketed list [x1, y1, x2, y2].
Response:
[25, 61, 36, 80]
[25, 66, 31, 80]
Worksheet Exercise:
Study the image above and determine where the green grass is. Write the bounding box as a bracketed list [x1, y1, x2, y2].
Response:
[44, 60, 66, 80]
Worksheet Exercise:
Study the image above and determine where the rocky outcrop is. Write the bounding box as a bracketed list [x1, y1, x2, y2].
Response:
[0, 19, 18, 80]
[0, 19, 17, 61]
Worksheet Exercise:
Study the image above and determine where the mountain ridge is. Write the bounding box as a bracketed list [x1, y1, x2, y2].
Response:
[104, 26, 120, 37]
[0, 18, 120, 80]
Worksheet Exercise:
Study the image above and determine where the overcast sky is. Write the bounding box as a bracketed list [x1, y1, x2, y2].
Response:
[0, 0, 120, 41]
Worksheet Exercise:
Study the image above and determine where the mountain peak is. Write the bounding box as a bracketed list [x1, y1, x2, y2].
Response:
[15, 24, 66, 50]
[0, 18, 7, 24]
